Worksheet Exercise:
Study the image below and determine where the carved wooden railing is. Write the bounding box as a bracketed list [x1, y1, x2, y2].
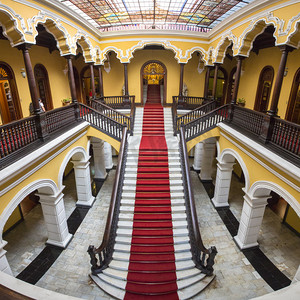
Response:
[179, 126, 217, 275]
[173, 96, 210, 110]
[91, 99, 134, 135]
[0, 116, 38, 159]
[175, 101, 217, 133]
[95, 95, 135, 110]
[183, 104, 230, 141]
[88, 127, 128, 274]
[45, 104, 77, 134]
[79, 104, 125, 141]
[231, 105, 265, 136]
[270, 118, 300, 157]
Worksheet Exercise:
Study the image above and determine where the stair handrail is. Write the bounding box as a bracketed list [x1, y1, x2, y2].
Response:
[79, 103, 125, 141]
[88, 126, 128, 274]
[91, 99, 134, 135]
[176, 100, 217, 133]
[179, 126, 217, 275]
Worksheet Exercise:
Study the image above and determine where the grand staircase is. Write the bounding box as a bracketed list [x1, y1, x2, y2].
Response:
[90, 103, 215, 299]
[147, 84, 161, 103]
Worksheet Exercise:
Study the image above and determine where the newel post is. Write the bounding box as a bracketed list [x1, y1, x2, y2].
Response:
[123, 63, 130, 108]
[178, 63, 185, 108]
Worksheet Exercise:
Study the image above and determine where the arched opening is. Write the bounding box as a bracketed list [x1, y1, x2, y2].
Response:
[208, 67, 227, 105]
[34, 64, 53, 111]
[286, 68, 300, 124]
[226, 67, 236, 104]
[141, 60, 166, 104]
[0, 61, 22, 124]
[254, 66, 274, 112]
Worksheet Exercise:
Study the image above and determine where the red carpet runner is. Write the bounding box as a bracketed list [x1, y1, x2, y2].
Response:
[124, 104, 179, 299]
[146, 85, 161, 103]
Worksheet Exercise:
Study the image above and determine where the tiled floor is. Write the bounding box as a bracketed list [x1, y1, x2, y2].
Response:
[3, 158, 300, 299]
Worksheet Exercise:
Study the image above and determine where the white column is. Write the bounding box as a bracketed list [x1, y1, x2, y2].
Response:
[189, 146, 195, 158]
[91, 138, 107, 180]
[104, 142, 113, 170]
[234, 192, 269, 249]
[38, 191, 73, 248]
[199, 138, 216, 181]
[193, 142, 204, 171]
[72, 159, 95, 207]
[0, 240, 13, 275]
[211, 160, 235, 207]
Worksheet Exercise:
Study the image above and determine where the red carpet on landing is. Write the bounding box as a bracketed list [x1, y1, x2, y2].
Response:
[124, 103, 179, 300]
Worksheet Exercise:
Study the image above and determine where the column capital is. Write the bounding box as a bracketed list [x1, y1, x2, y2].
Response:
[243, 192, 270, 208]
[216, 159, 235, 171]
[64, 54, 76, 59]
[71, 157, 91, 168]
[16, 42, 33, 52]
[278, 44, 295, 53]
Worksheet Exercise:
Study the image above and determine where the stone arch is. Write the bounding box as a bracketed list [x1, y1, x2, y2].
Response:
[76, 35, 94, 62]
[0, 7, 25, 46]
[286, 20, 300, 48]
[101, 47, 124, 64]
[58, 146, 89, 191]
[218, 148, 250, 192]
[214, 37, 234, 64]
[248, 181, 300, 218]
[34, 18, 71, 56]
[0, 179, 59, 242]
[95, 47, 101, 65]
[237, 19, 277, 57]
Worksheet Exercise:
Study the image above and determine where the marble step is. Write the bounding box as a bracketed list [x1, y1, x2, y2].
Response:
[126, 155, 180, 161]
[113, 241, 190, 253]
[122, 185, 184, 192]
[117, 220, 188, 230]
[109, 258, 195, 272]
[124, 173, 183, 180]
[116, 227, 189, 237]
[102, 266, 201, 282]
[120, 198, 185, 207]
[118, 212, 186, 222]
[124, 167, 182, 174]
[115, 235, 189, 245]
[123, 179, 183, 186]
[125, 161, 181, 168]
[121, 192, 184, 199]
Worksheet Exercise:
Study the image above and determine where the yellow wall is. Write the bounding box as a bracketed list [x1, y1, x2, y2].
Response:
[285, 206, 300, 234]
[237, 47, 300, 117]
[3, 206, 22, 233]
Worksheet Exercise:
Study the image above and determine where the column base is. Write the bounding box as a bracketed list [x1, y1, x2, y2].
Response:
[233, 235, 259, 250]
[94, 173, 108, 181]
[192, 165, 200, 173]
[46, 233, 73, 249]
[211, 197, 229, 208]
[76, 196, 96, 208]
[199, 174, 212, 181]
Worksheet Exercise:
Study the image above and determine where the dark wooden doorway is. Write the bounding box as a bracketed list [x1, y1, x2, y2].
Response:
[73, 66, 82, 102]
[208, 67, 227, 105]
[226, 67, 236, 104]
[0, 62, 22, 124]
[254, 66, 274, 112]
[286, 68, 300, 124]
[34, 64, 53, 111]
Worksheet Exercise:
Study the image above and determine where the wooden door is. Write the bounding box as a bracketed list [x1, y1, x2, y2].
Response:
[286, 68, 300, 124]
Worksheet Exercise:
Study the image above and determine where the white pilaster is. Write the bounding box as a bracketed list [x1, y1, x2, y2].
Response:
[38, 191, 73, 248]
[199, 138, 216, 181]
[211, 161, 235, 207]
[193, 142, 204, 171]
[91, 138, 107, 180]
[234, 192, 269, 249]
[72, 159, 95, 207]
[0, 240, 13, 275]
[104, 142, 113, 170]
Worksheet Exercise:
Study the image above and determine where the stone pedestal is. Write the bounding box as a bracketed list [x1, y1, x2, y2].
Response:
[104, 142, 113, 170]
[211, 161, 235, 207]
[38, 191, 73, 248]
[199, 138, 216, 181]
[72, 159, 95, 207]
[0, 240, 13, 275]
[92, 138, 107, 180]
[234, 192, 269, 249]
[193, 142, 203, 171]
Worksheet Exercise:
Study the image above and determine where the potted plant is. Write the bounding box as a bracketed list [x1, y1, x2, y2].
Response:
[237, 97, 246, 107]
[62, 98, 72, 106]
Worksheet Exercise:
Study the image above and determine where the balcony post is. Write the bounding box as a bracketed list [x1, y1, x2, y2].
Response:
[90, 63, 96, 99]
[97, 64, 104, 99]
[231, 56, 244, 105]
[204, 66, 212, 98]
[212, 63, 220, 100]
[18, 43, 48, 141]
[65, 55, 77, 103]
[123, 63, 130, 108]
[178, 63, 185, 108]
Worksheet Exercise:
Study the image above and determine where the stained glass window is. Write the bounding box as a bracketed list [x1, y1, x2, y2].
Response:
[57, 0, 254, 32]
